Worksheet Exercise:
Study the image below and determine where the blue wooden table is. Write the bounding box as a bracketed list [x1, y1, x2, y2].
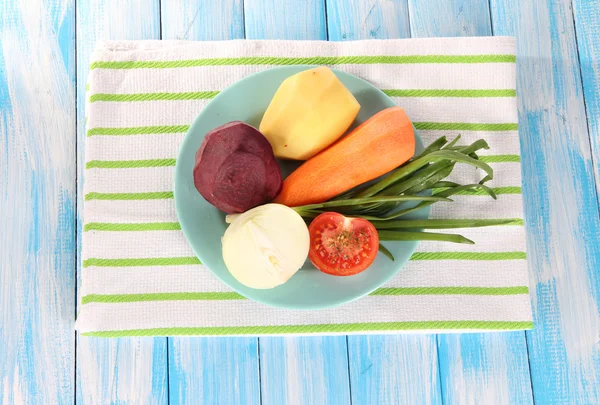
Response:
[1, 0, 599, 404]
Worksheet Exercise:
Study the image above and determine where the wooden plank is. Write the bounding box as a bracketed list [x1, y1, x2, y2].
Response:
[325, 1, 442, 403]
[490, 0, 600, 403]
[244, 0, 327, 39]
[76, 337, 168, 404]
[347, 335, 442, 404]
[243, 2, 354, 403]
[406, 1, 534, 403]
[75, 1, 168, 404]
[0, 1, 76, 404]
[168, 337, 260, 405]
[573, 0, 600, 194]
[159, 2, 261, 403]
[438, 333, 533, 404]
[259, 337, 350, 405]
[407, 0, 492, 37]
[161, 0, 244, 40]
[326, 0, 410, 40]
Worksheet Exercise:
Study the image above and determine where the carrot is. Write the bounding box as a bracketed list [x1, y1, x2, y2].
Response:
[273, 107, 415, 207]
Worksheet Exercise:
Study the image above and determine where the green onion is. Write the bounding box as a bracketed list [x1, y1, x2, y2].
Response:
[291, 135, 512, 260]
[378, 244, 395, 261]
[442, 134, 461, 149]
[378, 231, 475, 244]
[357, 150, 493, 198]
[413, 136, 447, 159]
[373, 218, 523, 229]
[381, 183, 497, 220]
[292, 195, 451, 213]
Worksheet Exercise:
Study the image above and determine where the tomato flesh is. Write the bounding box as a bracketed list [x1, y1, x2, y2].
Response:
[308, 212, 379, 276]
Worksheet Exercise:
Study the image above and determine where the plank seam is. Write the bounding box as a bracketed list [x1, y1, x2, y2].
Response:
[571, 0, 600, 218]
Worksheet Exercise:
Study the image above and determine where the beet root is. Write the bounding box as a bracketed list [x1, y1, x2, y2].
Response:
[193, 121, 282, 213]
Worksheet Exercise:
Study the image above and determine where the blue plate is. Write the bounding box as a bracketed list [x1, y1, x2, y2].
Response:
[174, 66, 429, 310]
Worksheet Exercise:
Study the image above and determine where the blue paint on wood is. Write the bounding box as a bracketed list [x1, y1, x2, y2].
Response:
[75, 337, 168, 404]
[325, 3, 443, 404]
[74, 1, 168, 404]
[438, 333, 533, 404]
[347, 335, 442, 404]
[326, 0, 410, 40]
[168, 337, 260, 405]
[161, 0, 245, 40]
[2, 0, 600, 403]
[1, 0, 76, 403]
[244, 3, 354, 404]
[259, 337, 351, 405]
[491, 0, 600, 403]
[408, 0, 492, 37]
[395, 1, 535, 402]
[244, 0, 328, 40]
[573, 0, 600, 200]
[160, 3, 262, 404]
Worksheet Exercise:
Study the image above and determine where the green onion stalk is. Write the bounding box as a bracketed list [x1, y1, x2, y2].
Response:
[291, 136, 520, 260]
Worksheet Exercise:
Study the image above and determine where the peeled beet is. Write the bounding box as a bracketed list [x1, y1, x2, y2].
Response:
[193, 121, 282, 213]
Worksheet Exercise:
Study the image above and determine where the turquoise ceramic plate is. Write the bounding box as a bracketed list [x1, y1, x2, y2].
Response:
[174, 66, 429, 310]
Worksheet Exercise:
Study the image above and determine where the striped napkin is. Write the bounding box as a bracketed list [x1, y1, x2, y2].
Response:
[76, 38, 533, 337]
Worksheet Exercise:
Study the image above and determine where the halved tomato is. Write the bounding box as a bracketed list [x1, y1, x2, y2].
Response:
[308, 212, 379, 276]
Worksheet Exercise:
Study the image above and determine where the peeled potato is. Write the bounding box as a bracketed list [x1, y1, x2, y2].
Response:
[259, 67, 360, 160]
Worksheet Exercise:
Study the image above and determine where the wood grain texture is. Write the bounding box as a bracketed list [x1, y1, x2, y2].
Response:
[573, 0, 600, 196]
[0, 1, 76, 404]
[347, 335, 441, 405]
[438, 333, 533, 404]
[259, 337, 351, 405]
[160, 4, 262, 404]
[326, 0, 410, 40]
[244, 0, 327, 39]
[2, 0, 598, 403]
[407, 0, 492, 37]
[161, 0, 245, 40]
[75, 1, 167, 404]
[325, 2, 442, 404]
[169, 338, 260, 405]
[243, 3, 356, 404]
[406, 1, 534, 403]
[76, 337, 168, 404]
[491, 0, 600, 403]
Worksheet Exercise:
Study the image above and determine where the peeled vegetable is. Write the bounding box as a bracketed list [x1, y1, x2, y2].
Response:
[274, 107, 416, 207]
[193, 121, 282, 213]
[259, 66, 360, 160]
[222, 204, 309, 289]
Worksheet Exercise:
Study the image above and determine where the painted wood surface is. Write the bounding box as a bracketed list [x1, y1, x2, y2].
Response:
[161, 0, 245, 41]
[438, 333, 533, 404]
[1, 1, 76, 405]
[260, 337, 351, 405]
[244, 0, 327, 40]
[2, 1, 600, 404]
[573, 0, 600, 195]
[407, 1, 535, 403]
[74, 1, 168, 404]
[326, 0, 410, 40]
[490, 0, 600, 404]
[326, 1, 443, 404]
[407, 0, 492, 37]
[160, 3, 262, 404]
[347, 335, 442, 405]
[244, 3, 356, 404]
[168, 338, 260, 405]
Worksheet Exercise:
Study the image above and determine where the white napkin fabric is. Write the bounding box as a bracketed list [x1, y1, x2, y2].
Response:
[76, 38, 532, 337]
